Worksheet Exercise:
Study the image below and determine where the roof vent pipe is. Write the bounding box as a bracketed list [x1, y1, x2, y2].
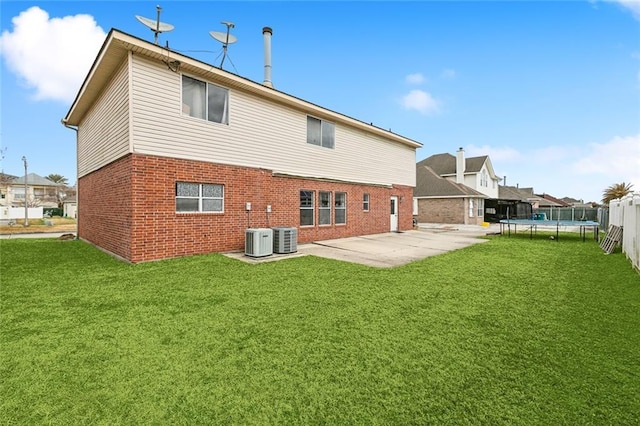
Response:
[262, 27, 273, 88]
[456, 147, 465, 184]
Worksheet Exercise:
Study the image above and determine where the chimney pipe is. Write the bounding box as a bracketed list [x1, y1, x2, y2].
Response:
[262, 27, 273, 88]
[456, 147, 465, 184]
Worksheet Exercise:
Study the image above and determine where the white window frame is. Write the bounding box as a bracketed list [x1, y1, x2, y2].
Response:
[176, 182, 224, 213]
[307, 116, 335, 149]
[300, 190, 315, 226]
[319, 191, 332, 225]
[469, 199, 474, 218]
[477, 198, 484, 217]
[363, 193, 370, 211]
[335, 192, 346, 225]
[182, 75, 229, 125]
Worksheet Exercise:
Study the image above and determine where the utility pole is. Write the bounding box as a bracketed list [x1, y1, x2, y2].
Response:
[21, 156, 28, 227]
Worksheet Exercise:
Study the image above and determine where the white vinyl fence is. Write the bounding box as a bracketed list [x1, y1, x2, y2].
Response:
[0, 206, 44, 222]
[609, 193, 640, 272]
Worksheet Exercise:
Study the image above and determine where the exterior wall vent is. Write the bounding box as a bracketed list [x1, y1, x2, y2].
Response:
[245, 228, 273, 257]
[273, 227, 297, 254]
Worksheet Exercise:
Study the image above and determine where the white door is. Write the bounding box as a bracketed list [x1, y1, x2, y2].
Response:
[390, 196, 398, 232]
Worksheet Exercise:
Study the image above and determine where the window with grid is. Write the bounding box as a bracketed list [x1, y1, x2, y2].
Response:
[300, 190, 315, 226]
[319, 191, 332, 225]
[182, 75, 229, 124]
[363, 193, 370, 211]
[477, 198, 484, 217]
[335, 192, 346, 224]
[307, 116, 335, 149]
[176, 182, 224, 213]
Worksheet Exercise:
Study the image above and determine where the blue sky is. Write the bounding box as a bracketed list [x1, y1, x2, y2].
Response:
[1, 0, 638, 203]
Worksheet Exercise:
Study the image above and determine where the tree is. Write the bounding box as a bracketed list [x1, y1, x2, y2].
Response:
[45, 173, 69, 208]
[45, 174, 69, 186]
[602, 182, 634, 204]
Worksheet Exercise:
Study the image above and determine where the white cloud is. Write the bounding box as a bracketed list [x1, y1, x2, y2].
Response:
[0, 6, 106, 103]
[405, 73, 425, 85]
[572, 134, 640, 183]
[401, 89, 439, 115]
[606, 0, 640, 20]
[461, 137, 639, 202]
[441, 69, 456, 79]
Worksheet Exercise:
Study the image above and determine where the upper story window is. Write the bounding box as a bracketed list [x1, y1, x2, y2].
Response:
[307, 116, 335, 149]
[182, 75, 229, 125]
[481, 170, 488, 187]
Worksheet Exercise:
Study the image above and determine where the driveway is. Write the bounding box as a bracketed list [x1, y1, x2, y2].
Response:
[226, 223, 500, 268]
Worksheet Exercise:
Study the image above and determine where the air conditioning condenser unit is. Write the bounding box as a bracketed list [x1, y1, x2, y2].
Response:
[273, 227, 297, 254]
[245, 228, 273, 257]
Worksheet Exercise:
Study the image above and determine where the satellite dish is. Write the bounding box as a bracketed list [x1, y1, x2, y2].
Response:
[209, 31, 237, 45]
[209, 21, 237, 69]
[135, 5, 174, 45]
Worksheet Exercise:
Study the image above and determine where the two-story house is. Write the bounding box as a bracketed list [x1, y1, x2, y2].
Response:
[0, 173, 61, 209]
[62, 29, 422, 263]
[414, 148, 500, 225]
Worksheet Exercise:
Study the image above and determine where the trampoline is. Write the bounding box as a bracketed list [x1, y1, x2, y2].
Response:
[499, 219, 600, 242]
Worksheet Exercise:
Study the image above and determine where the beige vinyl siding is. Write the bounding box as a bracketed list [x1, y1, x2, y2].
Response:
[130, 55, 415, 187]
[77, 59, 130, 178]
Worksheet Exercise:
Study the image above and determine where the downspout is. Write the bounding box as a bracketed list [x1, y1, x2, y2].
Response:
[61, 119, 79, 240]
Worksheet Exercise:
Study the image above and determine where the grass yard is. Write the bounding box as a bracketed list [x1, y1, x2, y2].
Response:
[1, 234, 639, 424]
[0, 217, 77, 235]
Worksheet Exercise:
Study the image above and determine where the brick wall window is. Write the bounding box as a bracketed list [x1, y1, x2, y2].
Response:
[363, 193, 370, 211]
[176, 182, 224, 213]
[307, 116, 335, 149]
[477, 198, 484, 217]
[335, 192, 346, 224]
[300, 190, 315, 226]
[319, 191, 332, 225]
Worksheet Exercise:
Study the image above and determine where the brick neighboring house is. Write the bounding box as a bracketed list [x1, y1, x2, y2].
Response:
[414, 164, 486, 224]
[413, 148, 499, 225]
[62, 29, 422, 263]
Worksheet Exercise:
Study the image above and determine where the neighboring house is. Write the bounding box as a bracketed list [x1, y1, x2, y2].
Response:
[535, 192, 567, 208]
[63, 197, 77, 219]
[414, 164, 486, 225]
[2, 173, 61, 208]
[561, 196, 592, 208]
[413, 148, 500, 225]
[0, 173, 18, 206]
[419, 148, 500, 199]
[62, 29, 422, 263]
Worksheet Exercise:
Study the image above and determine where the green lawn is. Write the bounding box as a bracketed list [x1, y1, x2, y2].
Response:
[1, 234, 639, 424]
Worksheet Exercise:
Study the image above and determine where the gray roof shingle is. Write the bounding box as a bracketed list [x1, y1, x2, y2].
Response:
[415, 165, 486, 198]
[417, 153, 489, 176]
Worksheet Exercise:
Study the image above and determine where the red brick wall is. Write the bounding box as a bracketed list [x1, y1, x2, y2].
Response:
[80, 154, 414, 263]
[416, 198, 465, 224]
[78, 155, 133, 261]
[415, 198, 484, 225]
